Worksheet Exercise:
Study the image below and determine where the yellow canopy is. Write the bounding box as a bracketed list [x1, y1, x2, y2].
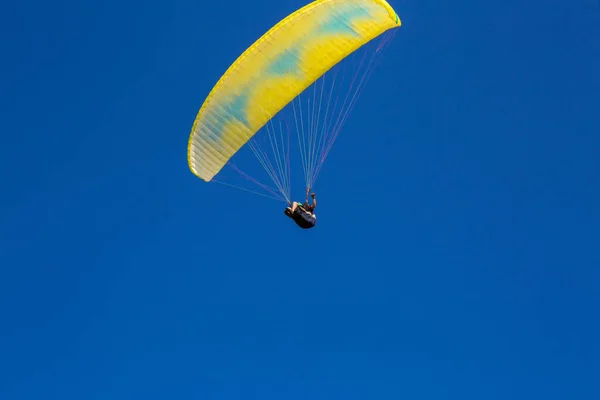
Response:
[188, 0, 401, 182]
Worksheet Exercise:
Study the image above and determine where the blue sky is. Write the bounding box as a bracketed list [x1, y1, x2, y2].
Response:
[1, 0, 599, 399]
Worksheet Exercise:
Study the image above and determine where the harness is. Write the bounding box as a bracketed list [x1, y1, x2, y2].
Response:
[292, 206, 316, 229]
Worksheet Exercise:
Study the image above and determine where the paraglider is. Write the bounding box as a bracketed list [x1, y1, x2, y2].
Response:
[187, 0, 401, 228]
[285, 188, 317, 229]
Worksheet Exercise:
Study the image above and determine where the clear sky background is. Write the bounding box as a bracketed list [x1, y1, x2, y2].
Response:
[1, 0, 599, 399]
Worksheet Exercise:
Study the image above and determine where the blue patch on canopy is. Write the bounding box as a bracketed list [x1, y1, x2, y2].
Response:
[316, 6, 372, 37]
[227, 87, 251, 126]
[267, 47, 302, 77]
[206, 85, 252, 146]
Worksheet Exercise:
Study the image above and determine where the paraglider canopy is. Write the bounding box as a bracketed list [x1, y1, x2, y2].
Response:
[188, 0, 401, 185]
